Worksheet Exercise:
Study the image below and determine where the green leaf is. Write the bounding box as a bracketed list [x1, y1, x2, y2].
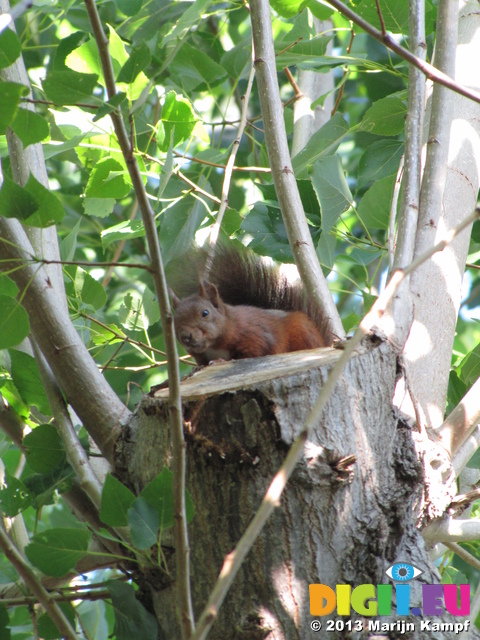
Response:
[116, 0, 144, 16]
[355, 0, 409, 34]
[0, 274, 18, 297]
[108, 25, 129, 72]
[93, 92, 127, 122]
[241, 202, 292, 262]
[142, 286, 161, 326]
[117, 42, 151, 84]
[23, 425, 65, 474]
[448, 370, 467, 408]
[311, 155, 353, 232]
[10, 108, 50, 148]
[270, 0, 310, 17]
[118, 292, 148, 331]
[357, 139, 404, 188]
[83, 198, 116, 218]
[60, 219, 81, 262]
[275, 35, 332, 68]
[85, 157, 131, 199]
[0, 82, 29, 134]
[292, 113, 349, 177]
[0, 176, 37, 221]
[108, 581, 158, 640]
[101, 219, 146, 250]
[25, 528, 91, 577]
[37, 602, 76, 640]
[9, 350, 51, 415]
[164, 0, 213, 43]
[128, 498, 160, 549]
[100, 474, 135, 527]
[357, 173, 396, 230]
[0, 472, 32, 517]
[42, 70, 98, 105]
[458, 343, 480, 387]
[158, 91, 199, 152]
[159, 194, 210, 264]
[76, 601, 108, 640]
[359, 96, 407, 136]
[309, 0, 335, 20]
[65, 266, 107, 310]
[65, 36, 102, 79]
[140, 466, 194, 529]
[23, 460, 75, 510]
[170, 44, 227, 92]
[0, 297, 30, 349]
[23, 174, 65, 227]
[0, 28, 21, 69]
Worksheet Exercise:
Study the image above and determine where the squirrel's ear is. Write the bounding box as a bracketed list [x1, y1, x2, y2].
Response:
[169, 288, 180, 309]
[200, 281, 221, 307]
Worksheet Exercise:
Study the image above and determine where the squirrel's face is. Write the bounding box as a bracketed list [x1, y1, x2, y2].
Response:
[173, 294, 227, 355]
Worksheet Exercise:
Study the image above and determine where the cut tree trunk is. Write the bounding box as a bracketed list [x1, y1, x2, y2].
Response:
[116, 340, 473, 639]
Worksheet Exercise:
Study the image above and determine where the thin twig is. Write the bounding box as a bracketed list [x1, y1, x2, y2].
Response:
[144, 153, 222, 205]
[326, 0, 480, 105]
[331, 27, 354, 117]
[191, 206, 480, 640]
[374, 0, 386, 37]
[0, 526, 78, 640]
[172, 150, 271, 173]
[206, 57, 256, 269]
[83, 2, 194, 637]
[283, 66, 302, 97]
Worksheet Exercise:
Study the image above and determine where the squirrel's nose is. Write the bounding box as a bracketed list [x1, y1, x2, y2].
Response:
[180, 331, 193, 345]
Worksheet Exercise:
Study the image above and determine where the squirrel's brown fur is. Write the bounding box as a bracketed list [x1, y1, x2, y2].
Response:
[169, 243, 332, 364]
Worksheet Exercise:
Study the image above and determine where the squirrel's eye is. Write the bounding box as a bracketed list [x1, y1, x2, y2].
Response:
[202, 309, 209, 318]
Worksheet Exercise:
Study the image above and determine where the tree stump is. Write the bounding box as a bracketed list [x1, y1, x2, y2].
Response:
[116, 340, 470, 639]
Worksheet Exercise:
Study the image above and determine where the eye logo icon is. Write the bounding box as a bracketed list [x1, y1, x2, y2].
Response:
[386, 562, 423, 582]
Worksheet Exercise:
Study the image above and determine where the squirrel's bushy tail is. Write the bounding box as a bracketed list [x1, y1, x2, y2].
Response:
[168, 241, 333, 346]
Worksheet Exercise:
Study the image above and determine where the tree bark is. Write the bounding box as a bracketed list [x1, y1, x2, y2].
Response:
[116, 343, 471, 639]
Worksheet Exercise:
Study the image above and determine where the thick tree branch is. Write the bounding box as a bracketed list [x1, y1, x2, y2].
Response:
[389, 0, 425, 342]
[83, 2, 194, 636]
[423, 516, 480, 545]
[0, 0, 67, 315]
[0, 217, 130, 464]
[33, 344, 103, 510]
[453, 426, 480, 475]
[439, 377, 480, 458]
[249, 0, 345, 344]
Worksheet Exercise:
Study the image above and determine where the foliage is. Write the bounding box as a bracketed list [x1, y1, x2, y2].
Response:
[0, 0, 479, 636]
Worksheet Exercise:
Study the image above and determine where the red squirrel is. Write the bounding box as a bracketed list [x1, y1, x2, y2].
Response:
[169, 244, 332, 365]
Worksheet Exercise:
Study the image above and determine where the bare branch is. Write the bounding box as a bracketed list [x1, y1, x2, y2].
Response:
[83, 1, 194, 635]
[453, 426, 480, 475]
[0, 217, 130, 464]
[439, 377, 480, 458]
[207, 57, 256, 266]
[250, 0, 345, 343]
[392, 0, 426, 274]
[326, 0, 480, 105]
[423, 516, 480, 545]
